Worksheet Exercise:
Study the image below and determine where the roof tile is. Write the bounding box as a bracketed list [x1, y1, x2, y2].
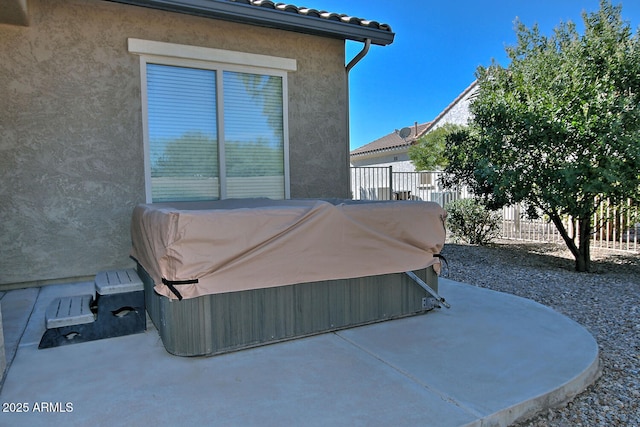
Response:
[110, 0, 394, 44]
[255, 1, 276, 8]
[232, 1, 393, 32]
[351, 122, 432, 156]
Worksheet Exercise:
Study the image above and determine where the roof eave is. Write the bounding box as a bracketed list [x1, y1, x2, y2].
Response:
[106, 0, 395, 46]
[351, 143, 412, 157]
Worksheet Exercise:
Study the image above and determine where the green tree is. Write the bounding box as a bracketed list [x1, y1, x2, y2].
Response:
[408, 123, 465, 170]
[152, 133, 283, 178]
[442, 0, 640, 272]
[152, 132, 218, 178]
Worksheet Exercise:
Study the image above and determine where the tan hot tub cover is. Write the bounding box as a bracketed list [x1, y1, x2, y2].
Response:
[130, 199, 446, 300]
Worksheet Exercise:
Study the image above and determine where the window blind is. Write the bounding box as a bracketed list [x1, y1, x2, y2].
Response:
[223, 71, 285, 199]
[146, 64, 219, 202]
[145, 64, 286, 202]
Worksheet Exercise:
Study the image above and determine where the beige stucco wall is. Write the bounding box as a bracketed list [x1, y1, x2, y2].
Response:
[0, 0, 349, 287]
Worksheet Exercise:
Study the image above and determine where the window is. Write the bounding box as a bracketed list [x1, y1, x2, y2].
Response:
[129, 39, 296, 202]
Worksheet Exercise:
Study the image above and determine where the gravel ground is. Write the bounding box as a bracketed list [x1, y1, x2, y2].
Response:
[440, 240, 639, 426]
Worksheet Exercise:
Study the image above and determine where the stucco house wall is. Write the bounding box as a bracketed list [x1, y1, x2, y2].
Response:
[0, 0, 349, 287]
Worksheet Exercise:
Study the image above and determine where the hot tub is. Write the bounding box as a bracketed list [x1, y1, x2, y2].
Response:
[131, 198, 446, 356]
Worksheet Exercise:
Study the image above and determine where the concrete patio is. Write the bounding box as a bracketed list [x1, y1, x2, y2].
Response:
[0, 278, 599, 427]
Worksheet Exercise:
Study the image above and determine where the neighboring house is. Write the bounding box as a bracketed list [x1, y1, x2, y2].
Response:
[0, 0, 394, 288]
[350, 80, 478, 170]
[350, 121, 433, 171]
[350, 81, 477, 201]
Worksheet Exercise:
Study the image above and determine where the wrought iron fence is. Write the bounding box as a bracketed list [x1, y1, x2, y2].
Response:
[350, 166, 639, 253]
[350, 167, 470, 204]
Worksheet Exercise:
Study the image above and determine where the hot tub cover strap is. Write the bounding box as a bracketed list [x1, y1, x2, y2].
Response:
[161, 278, 199, 300]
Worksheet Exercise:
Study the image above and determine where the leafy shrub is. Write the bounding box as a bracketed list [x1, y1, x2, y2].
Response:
[445, 198, 501, 245]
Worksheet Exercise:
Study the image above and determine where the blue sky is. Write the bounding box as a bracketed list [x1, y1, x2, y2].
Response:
[296, 0, 640, 150]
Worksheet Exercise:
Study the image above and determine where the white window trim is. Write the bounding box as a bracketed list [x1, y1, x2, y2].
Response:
[128, 38, 297, 72]
[129, 38, 295, 202]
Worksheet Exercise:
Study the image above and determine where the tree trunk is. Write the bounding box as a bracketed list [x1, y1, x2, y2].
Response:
[548, 213, 592, 272]
[575, 218, 591, 272]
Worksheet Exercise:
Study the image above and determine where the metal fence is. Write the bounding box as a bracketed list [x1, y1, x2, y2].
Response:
[350, 166, 471, 204]
[350, 166, 639, 253]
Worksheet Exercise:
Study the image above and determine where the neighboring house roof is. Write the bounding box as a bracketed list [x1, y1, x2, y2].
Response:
[428, 80, 478, 129]
[105, 0, 395, 45]
[350, 122, 432, 157]
[350, 80, 478, 158]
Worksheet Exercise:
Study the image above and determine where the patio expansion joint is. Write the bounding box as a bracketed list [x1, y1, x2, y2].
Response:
[333, 331, 484, 420]
[0, 287, 41, 392]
